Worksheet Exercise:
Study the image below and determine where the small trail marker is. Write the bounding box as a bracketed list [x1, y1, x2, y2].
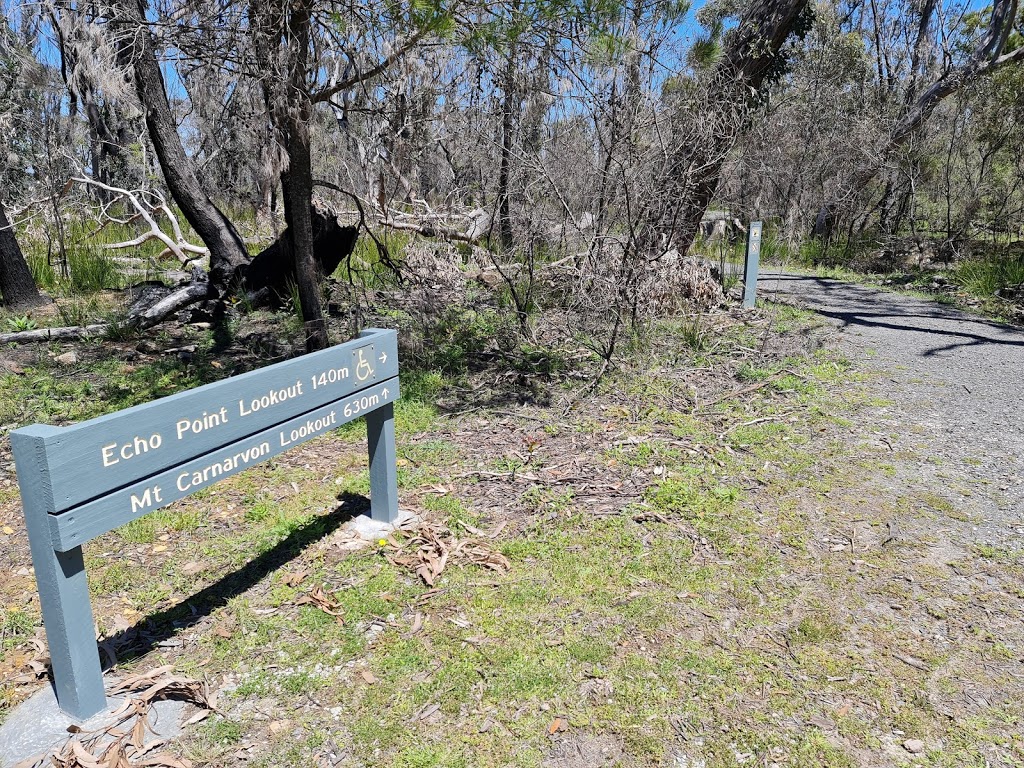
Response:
[12, 328, 401, 719]
[743, 220, 763, 309]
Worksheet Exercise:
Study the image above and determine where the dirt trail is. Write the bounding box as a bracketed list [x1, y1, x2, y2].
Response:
[759, 271, 1024, 547]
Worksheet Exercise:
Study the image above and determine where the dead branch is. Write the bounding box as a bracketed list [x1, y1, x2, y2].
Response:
[71, 177, 210, 266]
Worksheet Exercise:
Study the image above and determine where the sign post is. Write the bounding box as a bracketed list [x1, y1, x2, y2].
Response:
[12, 328, 401, 719]
[743, 220, 763, 309]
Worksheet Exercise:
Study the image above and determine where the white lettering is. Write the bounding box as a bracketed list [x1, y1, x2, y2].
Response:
[129, 485, 163, 514]
[176, 407, 229, 440]
[238, 380, 304, 417]
[176, 441, 271, 492]
[103, 433, 162, 467]
[278, 411, 338, 448]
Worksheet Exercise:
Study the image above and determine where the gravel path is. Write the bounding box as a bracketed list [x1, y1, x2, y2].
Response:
[758, 271, 1024, 547]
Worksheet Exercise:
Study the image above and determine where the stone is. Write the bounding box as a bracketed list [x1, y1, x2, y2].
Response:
[902, 739, 925, 754]
[476, 269, 504, 289]
[347, 509, 420, 541]
[0, 683, 184, 768]
[54, 351, 78, 365]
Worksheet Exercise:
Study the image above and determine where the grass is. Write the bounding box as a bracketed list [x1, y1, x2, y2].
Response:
[952, 255, 1024, 298]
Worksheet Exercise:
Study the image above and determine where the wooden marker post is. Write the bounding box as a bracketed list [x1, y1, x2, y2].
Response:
[743, 221, 763, 309]
[11, 328, 401, 719]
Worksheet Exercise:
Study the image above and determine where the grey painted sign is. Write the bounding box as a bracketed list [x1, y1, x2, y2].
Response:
[48, 379, 399, 551]
[743, 220, 763, 309]
[11, 328, 402, 720]
[28, 331, 398, 512]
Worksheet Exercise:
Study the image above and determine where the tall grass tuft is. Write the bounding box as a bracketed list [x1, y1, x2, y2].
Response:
[953, 256, 1024, 298]
[68, 246, 124, 293]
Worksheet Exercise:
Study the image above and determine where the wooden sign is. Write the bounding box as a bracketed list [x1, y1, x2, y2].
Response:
[28, 331, 398, 512]
[11, 328, 401, 720]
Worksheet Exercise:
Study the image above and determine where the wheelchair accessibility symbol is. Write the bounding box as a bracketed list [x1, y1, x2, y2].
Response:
[355, 348, 375, 382]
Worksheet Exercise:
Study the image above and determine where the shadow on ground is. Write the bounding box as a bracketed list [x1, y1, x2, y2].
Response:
[94, 493, 369, 669]
[759, 273, 1024, 357]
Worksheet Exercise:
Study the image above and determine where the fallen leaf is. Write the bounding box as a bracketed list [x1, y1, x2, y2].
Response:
[2, 526, 13, 535]
[408, 613, 423, 635]
[547, 717, 563, 735]
[807, 714, 835, 730]
[281, 570, 309, 587]
[414, 702, 441, 721]
[360, 670, 377, 685]
[152, 545, 168, 553]
[182, 709, 211, 726]
[213, 626, 233, 639]
[295, 586, 344, 622]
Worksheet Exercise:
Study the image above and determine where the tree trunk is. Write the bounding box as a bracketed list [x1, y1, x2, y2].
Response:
[496, 46, 519, 251]
[649, 0, 811, 256]
[112, 0, 250, 290]
[242, 211, 357, 305]
[0, 202, 46, 309]
[278, 1, 329, 352]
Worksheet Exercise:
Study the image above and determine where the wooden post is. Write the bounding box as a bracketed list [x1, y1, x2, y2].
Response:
[12, 426, 108, 720]
[743, 220, 763, 309]
[366, 402, 399, 523]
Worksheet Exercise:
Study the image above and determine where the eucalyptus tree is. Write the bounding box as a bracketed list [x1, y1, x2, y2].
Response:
[640, 0, 815, 258]
[811, 0, 1024, 239]
[42, 0, 449, 350]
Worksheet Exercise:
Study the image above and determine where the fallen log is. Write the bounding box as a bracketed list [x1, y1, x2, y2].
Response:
[0, 269, 211, 344]
[0, 324, 108, 344]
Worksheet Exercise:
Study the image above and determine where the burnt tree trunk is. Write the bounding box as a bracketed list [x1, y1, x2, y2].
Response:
[0, 202, 45, 309]
[112, 0, 250, 291]
[242, 210, 357, 307]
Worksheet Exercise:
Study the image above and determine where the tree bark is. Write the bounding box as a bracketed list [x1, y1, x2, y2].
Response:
[0, 201, 45, 309]
[496, 49, 518, 251]
[242, 211, 357, 306]
[111, 0, 251, 290]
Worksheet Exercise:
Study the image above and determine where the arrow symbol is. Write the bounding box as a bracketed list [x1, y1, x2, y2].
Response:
[379, 351, 388, 364]
[381, 388, 390, 398]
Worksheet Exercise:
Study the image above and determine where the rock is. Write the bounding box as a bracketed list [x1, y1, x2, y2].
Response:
[55, 351, 78, 365]
[477, 269, 504, 289]
[902, 739, 925, 754]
